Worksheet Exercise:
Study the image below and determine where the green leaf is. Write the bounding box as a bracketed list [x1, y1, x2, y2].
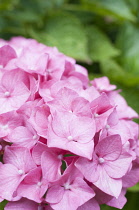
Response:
[101, 205, 117, 210]
[116, 23, 139, 75]
[87, 26, 120, 62]
[126, 0, 139, 13]
[101, 59, 139, 86]
[122, 192, 139, 210]
[0, 200, 8, 209]
[38, 13, 90, 62]
[0, 0, 18, 11]
[128, 183, 139, 192]
[81, 0, 136, 21]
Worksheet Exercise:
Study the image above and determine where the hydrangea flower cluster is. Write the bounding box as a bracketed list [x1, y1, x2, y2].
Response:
[0, 37, 139, 210]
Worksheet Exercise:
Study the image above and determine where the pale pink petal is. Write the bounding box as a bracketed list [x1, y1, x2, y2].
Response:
[15, 47, 49, 75]
[0, 45, 17, 67]
[9, 126, 39, 148]
[0, 111, 23, 138]
[0, 164, 24, 200]
[3, 146, 36, 173]
[29, 104, 50, 138]
[17, 167, 48, 203]
[95, 135, 122, 161]
[51, 112, 96, 143]
[93, 167, 122, 198]
[91, 77, 116, 92]
[80, 86, 100, 102]
[41, 150, 62, 181]
[0, 72, 30, 114]
[75, 157, 100, 182]
[67, 140, 94, 159]
[107, 108, 119, 127]
[104, 153, 132, 178]
[32, 142, 48, 165]
[107, 120, 132, 144]
[71, 97, 92, 117]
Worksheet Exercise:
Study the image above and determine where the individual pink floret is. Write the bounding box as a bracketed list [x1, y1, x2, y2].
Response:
[0, 71, 30, 114]
[76, 135, 132, 197]
[46, 164, 95, 210]
[0, 146, 36, 200]
[47, 111, 96, 159]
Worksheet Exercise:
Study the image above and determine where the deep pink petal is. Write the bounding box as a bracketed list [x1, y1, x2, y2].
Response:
[107, 189, 127, 209]
[77, 198, 100, 210]
[46, 185, 65, 204]
[122, 162, 139, 188]
[90, 92, 113, 115]
[5, 198, 38, 210]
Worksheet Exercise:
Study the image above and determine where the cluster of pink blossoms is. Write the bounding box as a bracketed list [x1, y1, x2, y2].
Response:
[0, 37, 139, 210]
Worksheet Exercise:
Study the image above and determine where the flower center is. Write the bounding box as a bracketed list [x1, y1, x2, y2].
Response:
[4, 91, 10, 97]
[106, 124, 110, 129]
[58, 154, 63, 160]
[33, 135, 38, 140]
[2, 124, 8, 130]
[94, 113, 99, 118]
[63, 182, 71, 190]
[67, 135, 73, 141]
[18, 169, 24, 175]
[37, 181, 42, 187]
[47, 69, 51, 74]
[98, 157, 105, 164]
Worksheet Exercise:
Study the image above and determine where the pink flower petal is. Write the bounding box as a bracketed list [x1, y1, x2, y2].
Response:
[104, 153, 132, 178]
[5, 198, 38, 210]
[0, 164, 24, 200]
[95, 135, 122, 161]
[93, 167, 122, 198]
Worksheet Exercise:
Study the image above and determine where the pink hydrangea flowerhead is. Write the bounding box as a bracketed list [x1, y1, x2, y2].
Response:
[0, 36, 138, 210]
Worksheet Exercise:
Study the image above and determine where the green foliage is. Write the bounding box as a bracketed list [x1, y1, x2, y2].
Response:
[87, 26, 120, 61]
[43, 13, 90, 62]
[81, 0, 136, 21]
[128, 183, 139, 192]
[0, 200, 8, 209]
[116, 23, 139, 75]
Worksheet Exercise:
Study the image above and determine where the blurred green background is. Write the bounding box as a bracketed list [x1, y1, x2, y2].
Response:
[0, 0, 139, 209]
